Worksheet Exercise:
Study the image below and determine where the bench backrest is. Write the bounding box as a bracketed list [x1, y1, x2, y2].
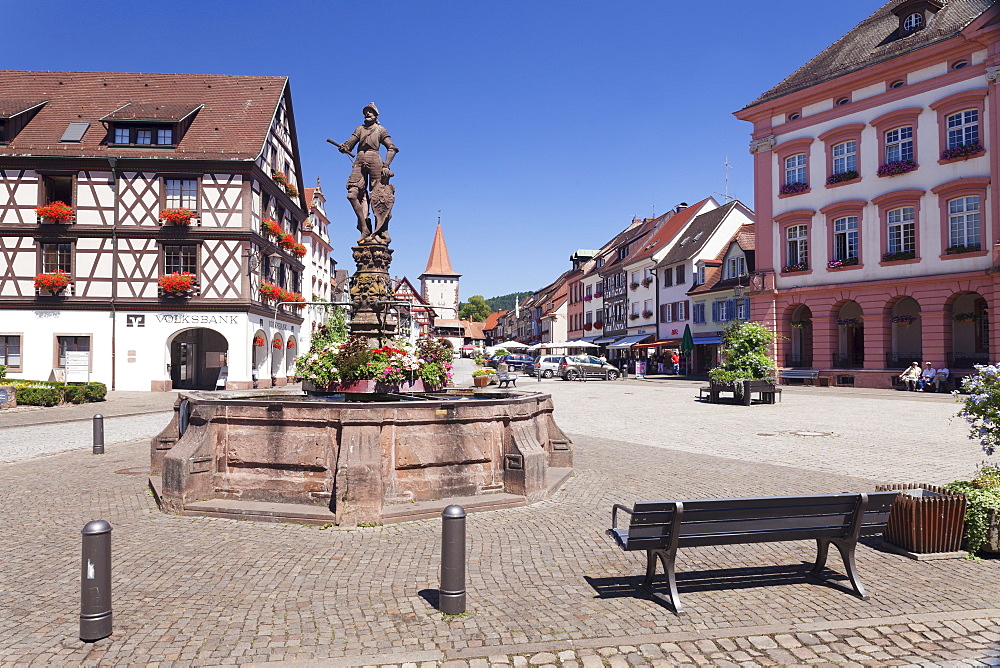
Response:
[780, 370, 819, 378]
[620, 492, 897, 551]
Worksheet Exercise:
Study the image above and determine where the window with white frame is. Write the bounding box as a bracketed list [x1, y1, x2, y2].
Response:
[887, 207, 916, 253]
[784, 153, 807, 185]
[675, 300, 688, 320]
[737, 297, 750, 320]
[660, 303, 672, 322]
[833, 216, 858, 261]
[947, 110, 979, 149]
[165, 178, 198, 210]
[726, 256, 747, 278]
[949, 196, 981, 249]
[643, 299, 652, 316]
[832, 140, 857, 175]
[631, 271, 639, 285]
[712, 299, 736, 322]
[696, 265, 705, 285]
[885, 126, 913, 162]
[787, 225, 808, 265]
[0, 335, 21, 369]
[631, 301, 639, 316]
[693, 302, 706, 324]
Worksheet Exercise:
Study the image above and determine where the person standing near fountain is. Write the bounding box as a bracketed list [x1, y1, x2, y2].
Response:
[334, 102, 398, 245]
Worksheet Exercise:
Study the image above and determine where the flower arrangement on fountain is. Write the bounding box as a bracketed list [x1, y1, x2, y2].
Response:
[295, 332, 453, 391]
[158, 208, 198, 226]
[36, 201, 74, 223]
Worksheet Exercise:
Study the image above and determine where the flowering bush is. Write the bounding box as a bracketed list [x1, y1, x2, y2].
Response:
[36, 201, 74, 223]
[291, 243, 307, 258]
[781, 262, 809, 273]
[158, 272, 197, 295]
[295, 334, 454, 388]
[882, 250, 916, 262]
[891, 314, 917, 324]
[278, 233, 296, 250]
[946, 243, 981, 255]
[779, 181, 809, 195]
[253, 335, 265, 347]
[642, 309, 654, 319]
[708, 321, 777, 386]
[877, 160, 917, 177]
[262, 218, 282, 237]
[827, 257, 859, 269]
[34, 271, 71, 292]
[272, 337, 283, 349]
[941, 142, 984, 161]
[826, 170, 859, 185]
[158, 208, 197, 226]
[260, 282, 286, 301]
[836, 317, 862, 327]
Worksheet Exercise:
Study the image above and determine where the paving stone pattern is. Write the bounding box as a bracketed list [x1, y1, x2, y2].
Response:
[1, 381, 999, 665]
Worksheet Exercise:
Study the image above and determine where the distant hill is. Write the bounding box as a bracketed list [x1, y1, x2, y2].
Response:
[482, 292, 533, 313]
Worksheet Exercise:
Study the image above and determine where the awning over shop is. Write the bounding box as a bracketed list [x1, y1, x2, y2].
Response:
[575, 335, 601, 342]
[608, 334, 653, 349]
[633, 339, 680, 349]
[693, 336, 723, 345]
[592, 336, 621, 345]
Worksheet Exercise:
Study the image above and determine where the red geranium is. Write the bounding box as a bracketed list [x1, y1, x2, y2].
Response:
[272, 337, 283, 349]
[158, 208, 197, 226]
[253, 335, 266, 347]
[283, 292, 306, 308]
[34, 271, 71, 291]
[271, 170, 288, 186]
[287, 339, 296, 349]
[262, 218, 282, 237]
[278, 233, 296, 250]
[260, 282, 285, 301]
[285, 183, 299, 198]
[291, 243, 307, 257]
[594, 321, 604, 329]
[36, 201, 74, 223]
[157, 272, 197, 295]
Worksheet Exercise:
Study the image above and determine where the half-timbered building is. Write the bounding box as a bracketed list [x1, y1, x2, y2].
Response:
[0, 70, 316, 391]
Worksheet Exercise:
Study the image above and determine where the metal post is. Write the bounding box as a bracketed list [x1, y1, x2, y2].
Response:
[92, 415, 104, 455]
[439, 504, 466, 614]
[80, 520, 112, 642]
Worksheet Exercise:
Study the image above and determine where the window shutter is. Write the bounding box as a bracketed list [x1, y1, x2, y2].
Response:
[711, 301, 720, 322]
[726, 299, 735, 320]
[681, 300, 689, 320]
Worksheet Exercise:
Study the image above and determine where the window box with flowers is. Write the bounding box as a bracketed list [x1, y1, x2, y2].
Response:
[877, 160, 918, 178]
[891, 314, 917, 324]
[34, 270, 71, 294]
[253, 335, 266, 347]
[954, 312, 984, 322]
[629, 313, 640, 321]
[290, 243, 307, 258]
[157, 272, 198, 297]
[262, 218, 282, 238]
[582, 322, 593, 331]
[36, 201, 74, 224]
[826, 170, 860, 186]
[881, 250, 916, 262]
[594, 290, 604, 298]
[941, 142, 984, 162]
[946, 243, 981, 255]
[594, 321, 604, 330]
[789, 320, 811, 329]
[277, 233, 297, 250]
[641, 277, 653, 288]
[836, 317, 863, 327]
[272, 337, 283, 350]
[260, 282, 287, 302]
[287, 339, 296, 350]
[158, 208, 199, 226]
[285, 183, 299, 198]
[583, 294, 593, 302]
[629, 282, 640, 291]
[641, 309, 654, 319]
[779, 182, 809, 196]
[283, 292, 307, 308]
[781, 262, 809, 273]
[827, 257, 859, 269]
[272, 170, 289, 188]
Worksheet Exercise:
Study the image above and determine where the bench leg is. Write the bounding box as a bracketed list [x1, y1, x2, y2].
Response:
[811, 538, 869, 600]
[642, 549, 684, 615]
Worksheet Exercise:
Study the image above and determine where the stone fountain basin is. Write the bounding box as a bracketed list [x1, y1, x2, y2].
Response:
[150, 388, 572, 526]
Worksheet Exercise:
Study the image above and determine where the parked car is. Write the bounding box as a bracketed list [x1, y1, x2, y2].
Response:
[528, 355, 564, 378]
[558, 355, 620, 381]
[487, 354, 535, 372]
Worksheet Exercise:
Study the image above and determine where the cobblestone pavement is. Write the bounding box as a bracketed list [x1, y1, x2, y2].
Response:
[2, 381, 999, 665]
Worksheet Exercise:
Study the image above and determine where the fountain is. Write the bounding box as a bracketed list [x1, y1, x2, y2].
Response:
[150, 104, 573, 525]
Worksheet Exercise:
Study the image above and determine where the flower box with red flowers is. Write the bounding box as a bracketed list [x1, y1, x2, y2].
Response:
[582, 322, 593, 331]
[271, 170, 289, 187]
[593, 321, 604, 329]
[283, 292, 306, 308]
[291, 243, 307, 258]
[34, 271, 71, 293]
[262, 218, 282, 237]
[260, 282, 286, 301]
[277, 233, 296, 250]
[36, 201, 74, 224]
[253, 336, 266, 347]
[272, 337, 283, 349]
[641, 278, 653, 288]
[158, 272, 198, 296]
[285, 183, 299, 198]
[158, 208, 198, 226]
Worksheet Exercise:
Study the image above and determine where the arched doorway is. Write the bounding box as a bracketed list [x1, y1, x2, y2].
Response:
[951, 292, 989, 369]
[834, 301, 864, 368]
[251, 329, 268, 388]
[787, 304, 813, 367]
[270, 333, 285, 382]
[888, 296, 921, 369]
[169, 328, 229, 390]
[285, 335, 298, 380]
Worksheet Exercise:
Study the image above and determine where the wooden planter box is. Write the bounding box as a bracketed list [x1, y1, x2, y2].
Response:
[876, 483, 967, 556]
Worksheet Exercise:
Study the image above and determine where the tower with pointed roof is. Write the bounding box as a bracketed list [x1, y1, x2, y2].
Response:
[419, 223, 461, 321]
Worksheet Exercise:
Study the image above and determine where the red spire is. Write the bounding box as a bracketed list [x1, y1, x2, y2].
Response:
[421, 223, 461, 276]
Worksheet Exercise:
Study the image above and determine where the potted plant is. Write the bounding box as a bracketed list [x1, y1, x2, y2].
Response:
[708, 321, 777, 403]
[262, 218, 282, 237]
[630, 282, 640, 291]
[271, 170, 289, 187]
[285, 183, 299, 197]
[472, 368, 496, 387]
[642, 309, 654, 319]
[291, 243, 307, 258]
[642, 277, 653, 288]
[158, 271, 198, 296]
[34, 270, 71, 294]
[594, 321, 603, 329]
[283, 291, 306, 308]
[877, 159, 918, 177]
[779, 181, 809, 195]
[278, 233, 296, 250]
[629, 313, 640, 321]
[942, 142, 984, 161]
[253, 335, 266, 347]
[260, 282, 285, 302]
[158, 208, 198, 226]
[272, 337, 283, 350]
[36, 201, 74, 224]
[826, 170, 859, 185]
[287, 339, 296, 350]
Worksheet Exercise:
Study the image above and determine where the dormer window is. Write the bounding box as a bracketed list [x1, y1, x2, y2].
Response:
[891, 0, 942, 37]
[102, 102, 202, 148]
[903, 13, 923, 31]
[0, 100, 47, 146]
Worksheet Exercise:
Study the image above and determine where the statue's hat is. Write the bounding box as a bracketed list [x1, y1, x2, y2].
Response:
[363, 102, 379, 116]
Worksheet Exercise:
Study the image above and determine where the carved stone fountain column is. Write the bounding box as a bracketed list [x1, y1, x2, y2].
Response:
[349, 243, 397, 346]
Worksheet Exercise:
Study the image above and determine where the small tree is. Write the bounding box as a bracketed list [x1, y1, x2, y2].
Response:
[458, 295, 491, 322]
[709, 321, 777, 386]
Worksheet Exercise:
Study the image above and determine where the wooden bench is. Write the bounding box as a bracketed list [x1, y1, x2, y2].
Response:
[496, 371, 517, 388]
[607, 491, 899, 614]
[779, 369, 830, 387]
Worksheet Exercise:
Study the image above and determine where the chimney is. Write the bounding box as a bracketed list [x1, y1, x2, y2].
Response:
[674, 202, 689, 213]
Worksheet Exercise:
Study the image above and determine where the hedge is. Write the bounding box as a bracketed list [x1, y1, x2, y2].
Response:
[5, 381, 108, 406]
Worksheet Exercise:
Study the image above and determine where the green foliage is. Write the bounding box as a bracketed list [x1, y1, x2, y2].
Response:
[16, 386, 62, 406]
[295, 335, 454, 388]
[946, 464, 1000, 554]
[471, 369, 496, 377]
[708, 322, 777, 383]
[7, 381, 106, 406]
[469, 292, 533, 313]
[492, 348, 509, 358]
[955, 364, 1000, 456]
[458, 295, 491, 322]
[0, 365, 6, 380]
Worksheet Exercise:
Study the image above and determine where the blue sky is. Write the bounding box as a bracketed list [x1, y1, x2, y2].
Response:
[9, 0, 882, 300]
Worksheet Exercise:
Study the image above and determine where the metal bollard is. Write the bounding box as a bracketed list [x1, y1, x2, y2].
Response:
[92, 414, 104, 455]
[439, 504, 466, 614]
[80, 520, 112, 642]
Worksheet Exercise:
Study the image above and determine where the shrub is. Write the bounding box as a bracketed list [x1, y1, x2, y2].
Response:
[84, 382, 107, 401]
[709, 321, 777, 386]
[946, 465, 1000, 554]
[0, 365, 6, 380]
[16, 386, 62, 406]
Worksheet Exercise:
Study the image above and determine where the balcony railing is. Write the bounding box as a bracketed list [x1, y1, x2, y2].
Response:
[885, 352, 922, 369]
[948, 352, 990, 369]
[832, 353, 864, 369]
[784, 355, 813, 368]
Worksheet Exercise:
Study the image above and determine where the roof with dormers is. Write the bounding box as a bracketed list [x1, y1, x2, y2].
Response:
[743, 0, 996, 108]
[420, 223, 461, 277]
[0, 70, 291, 160]
[621, 198, 716, 266]
[656, 201, 752, 267]
[688, 225, 756, 296]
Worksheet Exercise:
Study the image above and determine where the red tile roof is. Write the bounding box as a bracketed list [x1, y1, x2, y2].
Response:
[421, 223, 460, 276]
[0, 70, 288, 160]
[621, 198, 714, 265]
[482, 310, 507, 330]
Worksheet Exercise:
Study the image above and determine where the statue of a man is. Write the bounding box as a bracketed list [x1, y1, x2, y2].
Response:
[337, 102, 398, 245]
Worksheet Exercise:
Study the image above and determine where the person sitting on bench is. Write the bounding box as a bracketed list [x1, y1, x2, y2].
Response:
[899, 362, 921, 391]
[933, 365, 950, 393]
[918, 362, 936, 391]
